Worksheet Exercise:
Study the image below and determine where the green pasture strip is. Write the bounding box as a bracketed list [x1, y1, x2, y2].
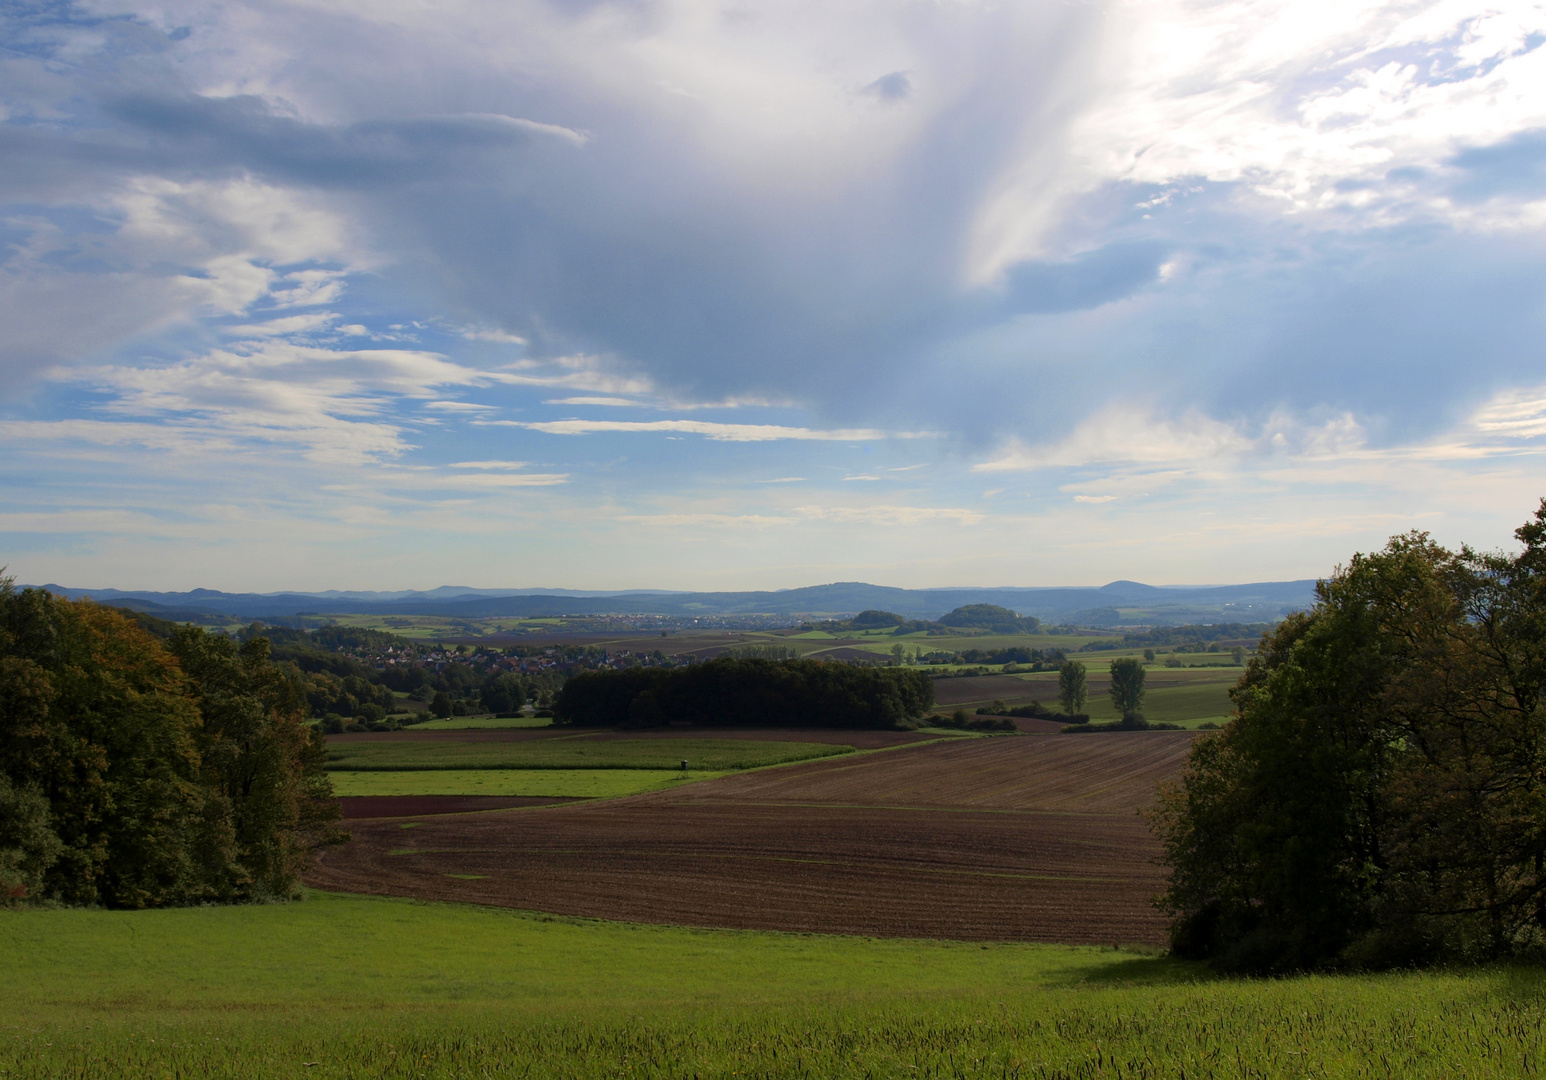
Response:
[1079, 681, 1234, 725]
[328, 769, 728, 798]
[326, 737, 855, 772]
[947, 668, 1237, 726]
[844, 632, 1110, 655]
[5, 894, 1545, 1079]
[407, 715, 556, 731]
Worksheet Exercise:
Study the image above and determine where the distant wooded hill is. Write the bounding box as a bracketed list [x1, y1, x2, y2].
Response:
[34, 578, 1317, 625]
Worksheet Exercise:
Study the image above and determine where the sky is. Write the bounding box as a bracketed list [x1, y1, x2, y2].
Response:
[3, 0, 1546, 593]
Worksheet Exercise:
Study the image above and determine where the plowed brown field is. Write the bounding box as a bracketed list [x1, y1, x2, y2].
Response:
[310, 732, 1194, 944]
[339, 795, 582, 818]
[328, 727, 940, 748]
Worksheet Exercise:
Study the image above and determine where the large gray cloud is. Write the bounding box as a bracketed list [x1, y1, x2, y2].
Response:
[3, 0, 1546, 449]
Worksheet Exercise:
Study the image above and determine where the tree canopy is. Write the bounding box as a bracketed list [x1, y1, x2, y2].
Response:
[1108, 657, 1146, 718]
[1058, 661, 1088, 714]
[1155, 504, 1546, 971]
[0, 580, 340, 907]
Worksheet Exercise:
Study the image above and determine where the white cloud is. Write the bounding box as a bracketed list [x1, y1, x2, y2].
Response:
[269, 270, 348, 309]
[223, 312, 338, 337]
[974, 406, 1258, 472]
[969, 0, 1546, 277]
[463, 327, 529, 345]
[622, 503, 983, 528]
[498, 355, 654, 395]
[422, 400, 498, 412]
[508, 419, 912, 441]
[1473, 385, 1546, 439]
[50, 342, 503, 466]
[542, 396, 640, 407]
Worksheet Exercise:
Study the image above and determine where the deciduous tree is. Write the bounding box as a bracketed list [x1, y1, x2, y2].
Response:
[1108, 658, 1147, 718]
[1058, 661, 1087, 715]
[1155, 505, 1546, 970]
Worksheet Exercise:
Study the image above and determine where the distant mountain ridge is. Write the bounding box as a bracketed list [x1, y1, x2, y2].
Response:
[34, 579, 1318, 624]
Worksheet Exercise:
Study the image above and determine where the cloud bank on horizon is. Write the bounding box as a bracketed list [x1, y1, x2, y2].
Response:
[3, 0, 1546, 591]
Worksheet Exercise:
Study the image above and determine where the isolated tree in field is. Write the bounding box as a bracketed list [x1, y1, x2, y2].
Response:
[1108, 657, 1146, 717]
[1231, 646, 1245, 665]
[890, 643, 906, 666]
[1058, 660, 1087, 715]
[430, 691, 453, 719]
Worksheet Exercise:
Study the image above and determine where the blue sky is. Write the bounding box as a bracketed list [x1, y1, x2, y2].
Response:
[3, 0, 1546, 592]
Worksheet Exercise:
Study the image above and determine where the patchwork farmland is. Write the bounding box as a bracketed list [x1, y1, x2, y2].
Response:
[308, 732, 1193, 945]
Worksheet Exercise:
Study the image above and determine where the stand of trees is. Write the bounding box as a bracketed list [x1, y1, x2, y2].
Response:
[554, 657, 935, 729]
[1155, 504, 1546, 971]
[0, 580, 340, 907]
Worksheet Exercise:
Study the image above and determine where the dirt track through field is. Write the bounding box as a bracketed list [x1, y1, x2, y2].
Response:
[308, 733, 1194, 945]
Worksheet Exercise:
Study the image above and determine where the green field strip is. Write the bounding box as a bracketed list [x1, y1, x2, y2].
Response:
[408, 715, 557, 731]
[329, 769, 732, 798]
[326, 737, 855, 772]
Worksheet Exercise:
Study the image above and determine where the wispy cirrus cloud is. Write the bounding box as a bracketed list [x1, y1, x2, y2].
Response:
[500, 419, 929, 442]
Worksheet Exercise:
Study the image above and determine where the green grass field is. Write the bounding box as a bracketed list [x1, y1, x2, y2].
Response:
[328, 769, 728, 797]
[936, 667, 1238, 727]
[326, 737, 854, 772]
[4, 892, 1543, 1078]
[407, 715, 555, 731]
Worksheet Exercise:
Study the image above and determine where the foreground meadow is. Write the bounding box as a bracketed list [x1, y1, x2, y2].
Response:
[4, 891, 1543, 1079]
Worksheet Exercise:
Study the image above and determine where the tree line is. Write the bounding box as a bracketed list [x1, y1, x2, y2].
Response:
[1156, 503, 1546, 970]
[0, 580, 341, 907]
[555, 657, 935, 729]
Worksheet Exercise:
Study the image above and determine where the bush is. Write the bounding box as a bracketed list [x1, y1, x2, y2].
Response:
[931, 711, 1015, 732]
[0, 774, 62, 904]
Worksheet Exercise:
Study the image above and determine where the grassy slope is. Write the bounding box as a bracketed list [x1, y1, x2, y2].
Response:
[326, 738, 854, 772]
[328, 769, 729, 797]
[4, 893, 1542, 1078]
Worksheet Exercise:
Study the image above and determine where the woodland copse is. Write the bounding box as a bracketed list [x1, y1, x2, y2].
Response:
[0, 579, 340, 907]
[554, 657, 935, 728]
[1158, 501, 1546, 971]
